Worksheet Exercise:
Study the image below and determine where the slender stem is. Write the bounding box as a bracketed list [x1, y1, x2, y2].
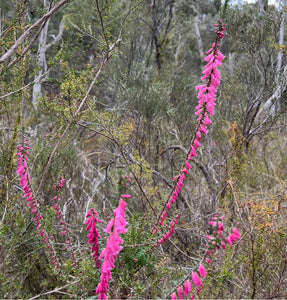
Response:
[96, 0, 110, 51]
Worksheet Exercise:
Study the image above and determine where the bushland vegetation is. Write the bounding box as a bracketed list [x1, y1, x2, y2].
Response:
[0, 0, 287, 298]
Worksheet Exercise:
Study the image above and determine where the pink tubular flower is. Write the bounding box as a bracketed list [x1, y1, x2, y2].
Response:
[194, 23, 225, 136]
[206, 258, 212, 264]
[203, 213, 242, 300]
[185, 161, 192, 170]
[227, 228, 241, 244]
[191, 271, 203, 288]
[189, 147, 197, 157]
[85, 208, 102, 269]
[184, 279, 192, 296]
[177, 286, 183, 300]
[232, 227, 241, 239]
[171, 292, 177, 300]
[218, 221, 224, 232]
[96, 199, 128, 299]
[121, 194, 131, 198]
[226, 236, 233, 245]
[199, 263, 207, 279]
[157, 214, 179, 245]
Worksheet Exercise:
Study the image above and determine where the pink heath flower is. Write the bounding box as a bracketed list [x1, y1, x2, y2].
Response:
[232, 227, 241, 239]
[218, 221, 224, 231]
[177, 286, 183, 299]
[226, 236, 233, 245]
[208, 221, 217, 226]
[191, 271, 203, 288]
[206, 258, 212, 264]
[185, 161, 192, 170]
[85, 208, 102, 269]
[121, 194, 131, 198]
[199, 263, 207, 278]
[195, 22, 225, 128]
[96, 199, 128, 299]
[184, 280, 192, 296]
[228, 228, 241, 244]
[16, 148, 67, 274]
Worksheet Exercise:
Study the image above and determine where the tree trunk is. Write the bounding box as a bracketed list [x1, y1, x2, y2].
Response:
[274, 2, 286, 113]
[256, 2, 286, 117]
[32, 0, 65, 106]
[32, 0, 50, 106]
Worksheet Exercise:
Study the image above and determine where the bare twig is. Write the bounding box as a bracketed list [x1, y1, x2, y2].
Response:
[96, 0, 110, 50]
[167, 239, 198, 260]
[0, 71, 49, 100]
[6, 22, 46, 68]
[28, 280, 79, 300]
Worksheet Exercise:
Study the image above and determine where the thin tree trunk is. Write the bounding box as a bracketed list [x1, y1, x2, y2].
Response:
[274, 3, 286, 113]
[257, 2, 286, 117]
[33, 0, 65, 106]
[32, 0, 50, 106]
[276, 2, 286, 82]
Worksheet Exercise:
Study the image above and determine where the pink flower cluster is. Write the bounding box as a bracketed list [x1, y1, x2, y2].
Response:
[157, 213, 180, 245]
[51, 177, 78, 266]
[51, 177, 66, 221]
[117, 174, 132, 190]
[226, 227, 241, 246]
[96, 198, 129, 300]
[16, 140, 43, 230]
[170, 263, 207, 300]
[195, 22, 225, 121]
[155, 21, 226, 243]
[85, 208, 102, 269]
[168, 213, 241, 299]
[205, 213, 241, 264]
[16, 139, 61, 270]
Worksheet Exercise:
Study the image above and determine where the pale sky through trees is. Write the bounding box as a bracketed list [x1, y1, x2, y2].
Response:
[228, 0, 281, 9]
[232, 0, 279, 5]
